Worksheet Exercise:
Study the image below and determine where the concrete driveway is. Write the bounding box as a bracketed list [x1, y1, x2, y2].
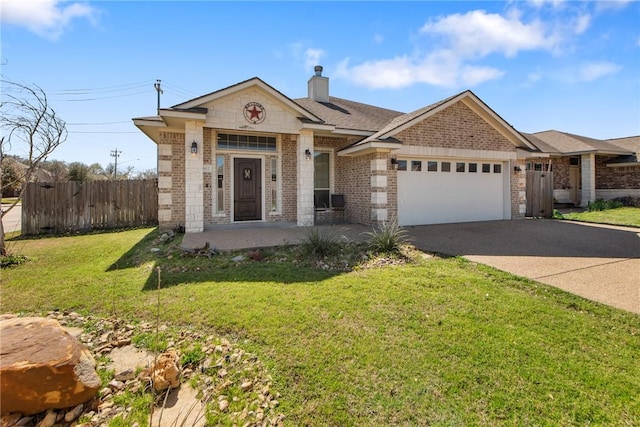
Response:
[1, 204, 21, 234]
[407, 219, 640, 315]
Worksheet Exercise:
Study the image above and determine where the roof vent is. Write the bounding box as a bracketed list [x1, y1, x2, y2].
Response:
[308, 65, 329, 102]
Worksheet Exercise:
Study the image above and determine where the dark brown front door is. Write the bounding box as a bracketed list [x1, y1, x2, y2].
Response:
[234, 158, 262, 221]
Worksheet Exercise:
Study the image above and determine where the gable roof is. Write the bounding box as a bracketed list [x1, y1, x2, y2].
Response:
[171, 77, 323, 123]
[525, 130, 634, 156]
[340, 90, 537, 155]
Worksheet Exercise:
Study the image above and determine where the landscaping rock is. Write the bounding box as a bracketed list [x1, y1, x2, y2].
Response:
[0, 317, 101, 415]
[149, 350, 181, 391]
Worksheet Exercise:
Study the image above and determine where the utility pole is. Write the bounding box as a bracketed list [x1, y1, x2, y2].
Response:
[154, 79, 163, 114]
[110, 149, 122, 180]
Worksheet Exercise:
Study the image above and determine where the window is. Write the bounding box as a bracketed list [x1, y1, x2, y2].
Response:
[427, 161, 438, 172]
[569, 157, 580, 166]
[216, 155, 224, 213]
[397, 160, 407, 171]
[411, 161, 422, 171]
[526, 162, 532, 171]
[217, 133, 276, 151]
[270, 157, 278, 212]
[534, 163, 543, 171]
[493, 164, 502, 174]
[482, 163, 491, 173]
[469, 163, 478, 173]
[314, 152, 330, 209]
[441, 162, 451, 172]
[456, 162, 465, 172]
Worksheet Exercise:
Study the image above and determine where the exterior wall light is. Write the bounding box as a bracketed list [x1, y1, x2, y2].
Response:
[514, 165, 522, 172]
[390, 157, 398, 169]
[191, 141, 198, 156]
[305, 148, 312, 160]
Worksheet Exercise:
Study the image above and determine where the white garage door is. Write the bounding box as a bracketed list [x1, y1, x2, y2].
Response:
[397, 159, 507, 226]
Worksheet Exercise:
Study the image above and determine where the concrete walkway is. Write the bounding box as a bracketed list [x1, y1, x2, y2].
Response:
[181, 219, 640, 315]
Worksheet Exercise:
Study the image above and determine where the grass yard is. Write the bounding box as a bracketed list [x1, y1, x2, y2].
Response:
[2, 228, 639, 426]
[559, 206, 640, 228]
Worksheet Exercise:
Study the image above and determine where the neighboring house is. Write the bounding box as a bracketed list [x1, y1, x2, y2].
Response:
[523, 131, 640, 206]
[133, 67, 638, 233]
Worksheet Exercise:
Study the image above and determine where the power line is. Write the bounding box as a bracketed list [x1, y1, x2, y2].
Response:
[56, 81, 149, 94]
[68, 121, 131, 126]
[62, 90, 149, 102]
[70, 131, 138, 134]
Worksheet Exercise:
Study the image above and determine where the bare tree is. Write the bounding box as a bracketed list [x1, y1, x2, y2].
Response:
[0, 79, 67, 256]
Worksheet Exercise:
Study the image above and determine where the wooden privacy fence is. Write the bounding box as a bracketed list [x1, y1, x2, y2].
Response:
[22, 180, 158, 235]
[525, 170, 554, 218]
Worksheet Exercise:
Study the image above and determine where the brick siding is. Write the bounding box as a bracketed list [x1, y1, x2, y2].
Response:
[158, 131, 185, 230]
[596, 156, 640, 189]
[396, 102, 516, 152]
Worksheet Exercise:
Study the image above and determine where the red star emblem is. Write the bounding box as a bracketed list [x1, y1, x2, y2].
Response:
[243, 102, 266, 124]
[247, 105, 262, 120]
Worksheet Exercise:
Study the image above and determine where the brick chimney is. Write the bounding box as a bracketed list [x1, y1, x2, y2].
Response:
[307, 65, 329, 102]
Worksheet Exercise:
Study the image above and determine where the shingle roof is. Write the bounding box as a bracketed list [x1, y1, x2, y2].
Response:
[607, 135, 640, 155]
[357, 94, 459, 144]
[292, 96, 404, 133]
[527, 130, 633, 155]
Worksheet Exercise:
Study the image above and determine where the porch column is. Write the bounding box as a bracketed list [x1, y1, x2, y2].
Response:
[371, 158, 388, 223]
[580, 153, 596, 207]
[185, 121, 204, 232]
[297, 129, 314, 226]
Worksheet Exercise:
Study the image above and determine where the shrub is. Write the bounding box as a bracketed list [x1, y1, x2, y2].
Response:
[298, 227, 340, 257]
[364, 218, 410, 254]
[587, 199, 624, 212]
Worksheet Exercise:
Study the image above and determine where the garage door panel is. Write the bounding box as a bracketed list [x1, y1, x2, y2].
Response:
[398, 160, 505, 226]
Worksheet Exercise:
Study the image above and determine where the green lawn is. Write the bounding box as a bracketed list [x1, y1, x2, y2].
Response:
[560, 207, 640, 227]
[2, 228, 639, 426]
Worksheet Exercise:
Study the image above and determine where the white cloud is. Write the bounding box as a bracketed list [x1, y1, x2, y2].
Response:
[527, 0, 567, 9]
[337, 9, 556, 89]
[304, 48, 326, 70]
[0, 0, 98, 40]
[335, 50, 504, 89]
[578, 61, 621, 81]
[595, 0, 633, 12]
[420, 10, 558, 58]
[573, 13, 591, 35]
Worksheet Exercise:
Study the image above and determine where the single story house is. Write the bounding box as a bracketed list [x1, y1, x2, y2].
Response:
[133, 66, 639, 232]
[522, 131, 639, 206]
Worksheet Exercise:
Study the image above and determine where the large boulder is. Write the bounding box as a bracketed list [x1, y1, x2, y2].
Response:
[0, 317, 101, 415]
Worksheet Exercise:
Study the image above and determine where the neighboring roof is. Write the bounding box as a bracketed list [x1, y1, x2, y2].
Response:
[292, 96, 404, 133]
[527, 130, 634, 156]
[607, 135, 640, 155]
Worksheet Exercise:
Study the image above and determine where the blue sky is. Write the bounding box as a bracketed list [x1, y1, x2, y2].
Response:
[2, 0, 639, 173]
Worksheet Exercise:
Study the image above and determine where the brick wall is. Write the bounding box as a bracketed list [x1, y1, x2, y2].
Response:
[281, 134, 298, 222]
[158, 131, 185, 230]
[552, 157, 571, 190]
[396, 102, 516, 152]
[315, 136, 363, 224]
[596, 156, 640, 189]
[203, 128, 212, 223]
